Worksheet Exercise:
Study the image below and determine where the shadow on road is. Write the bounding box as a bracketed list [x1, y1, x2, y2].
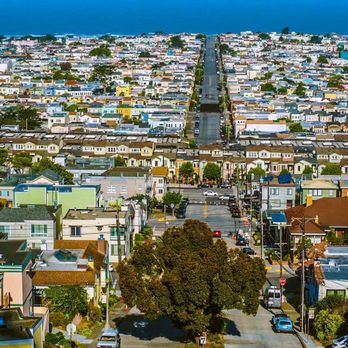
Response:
[113, 314, 186, 342]
[224, 318, 241, 337]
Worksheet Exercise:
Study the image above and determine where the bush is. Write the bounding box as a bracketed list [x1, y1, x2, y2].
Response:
[88, 306, 103, 322]
[45, 332, 65, 344]
[50, 312, 70, 328]
[316, 294, 346, 313]
[209, 334, 224, 348]
[314, 309, 344, 343]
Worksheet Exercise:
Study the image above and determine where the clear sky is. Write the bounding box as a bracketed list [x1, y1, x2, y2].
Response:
[1, 0, 348, 35]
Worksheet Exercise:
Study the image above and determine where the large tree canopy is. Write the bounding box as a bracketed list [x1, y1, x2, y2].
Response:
[203, 163, 221, 181]
[118, 220, 266, 336]
[32, 158, 74, 184]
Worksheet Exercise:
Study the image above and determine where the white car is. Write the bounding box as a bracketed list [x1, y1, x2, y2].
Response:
[203, 190, 218, 197]
[332, 335, 348, 348]
[97, 328, 121, 348]
[218, 195, 231, 201]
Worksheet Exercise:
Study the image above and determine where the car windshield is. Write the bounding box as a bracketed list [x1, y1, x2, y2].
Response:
[99, 336, 116, 341]
[269, 291, 281, 298]
[279, 321, 291, 326]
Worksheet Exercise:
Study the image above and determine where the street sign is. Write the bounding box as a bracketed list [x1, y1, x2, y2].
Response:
[308, 308, 315, 319]
[199, 336, 207, 346]
[66, 323, 76, 335]
[279, 277, 286, 286]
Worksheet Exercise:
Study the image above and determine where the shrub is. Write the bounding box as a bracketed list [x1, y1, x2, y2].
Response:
[88, 306, 103, 322]
[50, 312, 69, 328]
[314, 309, 344, 343]
[209, 334, 225, 348]
[45, 332, 65, 344]
[316, 294, 346, 313]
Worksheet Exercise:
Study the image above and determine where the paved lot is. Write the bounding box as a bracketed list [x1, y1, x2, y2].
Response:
[224, 306, 301, 348]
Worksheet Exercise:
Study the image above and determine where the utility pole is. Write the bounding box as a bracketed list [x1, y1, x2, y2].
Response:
[116, 208, 121, 264]
[291, 216, 315, 333]
[259, 178, 264, 259]
[164, 204, 167, 231]
[99, 234, 110, 329]
[279, 224, 283, 306]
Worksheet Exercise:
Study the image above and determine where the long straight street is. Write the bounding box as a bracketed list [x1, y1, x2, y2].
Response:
[196, 36, 222, 144]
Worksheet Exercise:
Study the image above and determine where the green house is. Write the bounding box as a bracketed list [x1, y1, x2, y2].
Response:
[14, 184, 101, 215]
[300, 179, 338, 204]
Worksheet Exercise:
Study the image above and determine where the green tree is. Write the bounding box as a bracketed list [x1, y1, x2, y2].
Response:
[90, 64, 115, 92]
[203, 163, 221, 181]
[310, 35, 322, 44]
[277, 87, 288, 95]
[169, 35, 184, 48]
[32, 158, 74, 184]
[179, 162, 194, 180]
[294, 82, 306, 97]
[258, 33, 270, 40]
[114, 155, 126, 167]
[247, 167, 265, 181]
[162, 191, 182, 206]
[327, 75, 344, 89]
[279, 168, 289, 175]
[118, 220, 266, 336]
[315, 294, 347, 313]
[189, 139, 197, 149]
[11, 153, 32, 172]
[0, 106, 41, 130]
[303, 165, 313, 175]
[281, 27, 290, 35]
[44, 286, 89, 318]
[306, 56, 312, 63]
[139, 51, 151, 58]
[261, 83, 276, 92]
[89, 44, 111, 58]
[289, 122, 304, 133]
[0, 148, 8, 166]
[296, 236, 313, 258]
[321, 163, 341, 175]
[314, 309, 344, 343]
[123, 76, 132, 84]
[317, 55, 329, 64]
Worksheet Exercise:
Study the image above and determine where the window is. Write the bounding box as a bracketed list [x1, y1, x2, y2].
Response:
[107, 186, 116, 194]
[0, 225, 10, 237]
[158, 189, 163, 194]
[70, 226, 81, 237]
[31, 224, 47, 237]
[297, 165, 301, 172]
[0, 190, 9, 197]
[121, 186, 127, 194]
[270, 188, 279, 196]
[158, 179, 163, 184]
[326, 289, 345, 297]
[110, 226, 125, 240]
[287, 188, 293, 195]
[111, 244, 125, 256]
[329, 190, 335, 197]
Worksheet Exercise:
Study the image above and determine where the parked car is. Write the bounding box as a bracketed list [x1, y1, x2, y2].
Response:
[275, 318, 293, 333]
[242, 247, 256, 255]
[236, 239, 248, 246]
[199, 183, 211, 188]
[219, 194, 231, 201]
[332, 335, 348, 348]
[176, 209, 186, 219]
[271, 313, 289, 326]
[203, 190, 218, 196]
[213, 230, 222, 238]
[219, 182, 231, 189]
[97, 328, 121, 348]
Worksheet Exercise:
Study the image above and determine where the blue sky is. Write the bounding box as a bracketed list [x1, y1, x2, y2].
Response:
[1, 0, 348, 35]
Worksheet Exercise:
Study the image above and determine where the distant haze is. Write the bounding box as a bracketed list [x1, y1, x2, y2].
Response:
[1, 0, 348, 35]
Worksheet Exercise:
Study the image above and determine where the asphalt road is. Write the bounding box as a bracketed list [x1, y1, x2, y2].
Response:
[196, 35, 222, 144]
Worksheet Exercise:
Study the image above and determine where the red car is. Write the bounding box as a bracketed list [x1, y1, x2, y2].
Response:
[213, 230, 222, 238]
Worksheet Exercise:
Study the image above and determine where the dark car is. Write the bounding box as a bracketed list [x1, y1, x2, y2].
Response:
[236, 239, 248, 246]
[242, 247, 256, 255]
[198, 183, 211, 188]
[219, 182, 231, 189]
[176, 209, 186, 219]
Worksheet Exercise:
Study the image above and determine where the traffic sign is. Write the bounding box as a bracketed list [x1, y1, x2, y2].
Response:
[199, 336, 207, 346]
[66, 323, 76, 336]
[279, 277, 286, 286]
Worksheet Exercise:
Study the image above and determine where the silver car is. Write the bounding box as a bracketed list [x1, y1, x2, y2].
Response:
[97, 328, 121, 348]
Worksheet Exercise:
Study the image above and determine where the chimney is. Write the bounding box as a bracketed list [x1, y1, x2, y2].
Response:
[97, 239, 106, 255]
[315, 215, 319, 224]
[306, 195, 313, 207]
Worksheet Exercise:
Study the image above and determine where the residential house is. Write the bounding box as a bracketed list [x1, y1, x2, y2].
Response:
[13, 184, 101, 215]
[300, 179, 338, 204]
[62, 206, 135, 263]
[151, 167, 168, 199]
[0, 205, 62, 250]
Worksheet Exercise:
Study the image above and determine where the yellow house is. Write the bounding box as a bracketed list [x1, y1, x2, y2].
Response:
[117, 104, 133, 119]
[0, 308, 44, 348]
[324, 92, 337, 100]
[116, 85, 131, 97]
[175, 159, 199, 182]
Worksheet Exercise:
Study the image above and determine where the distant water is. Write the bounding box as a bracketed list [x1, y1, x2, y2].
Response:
[1, 0, 348, 35]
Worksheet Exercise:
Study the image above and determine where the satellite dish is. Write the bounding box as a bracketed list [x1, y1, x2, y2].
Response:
[66, 323, 77, 336]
